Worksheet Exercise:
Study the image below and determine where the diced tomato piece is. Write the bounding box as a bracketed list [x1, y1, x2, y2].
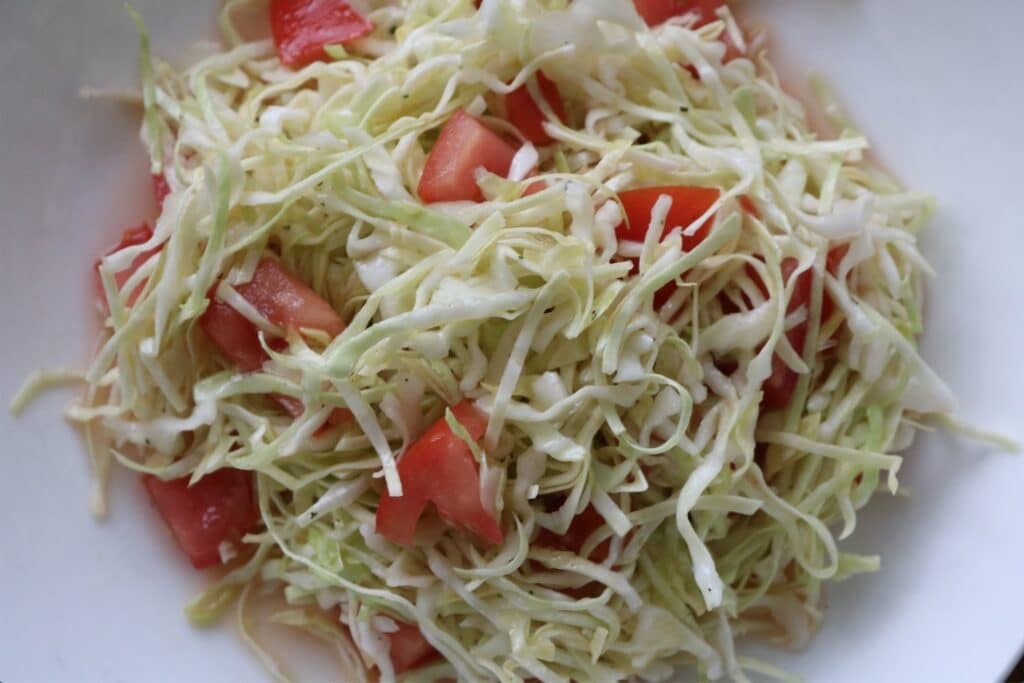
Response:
[375, 402, 503, 546]
[745, 245, 851, 409]
[143, 468, 258, 570]
[94, 225, 160, 311]
[636, 0, 742, 62]
[634, 0, 720, 27]
[199, 258, 346, 417]
[616, 186, 720, 308]
[821, 245, 849, 321]
[197, 257, 345, 370]
[535, 505, 611, 563]
[387, 621, 441, 675]
[198, 299, 274, 372]
[760, 258, 812, 410]
[236, 258, 345, 337]
[152, 174, 171, 207]
[738, 194, 759, 218]
[269, 0, 373, 68]
[504, 71, 567, 145]
[325, 407, 354, 427]
[617, 186, 720, 252]
[417, 109, 518, 203]
[826, 244, 849, 276]
[533, 504, 621, 599]
[524, 179, 547, 196]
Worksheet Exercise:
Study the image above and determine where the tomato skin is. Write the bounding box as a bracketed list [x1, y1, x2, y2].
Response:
[616, 186, 720, 308]
[417, 109, 518, 203]
[738, 194, 759, 218]
[198, 258, 346, 421]
[504, 71, 567, 145]
[826, 245, 849, 275]
[94, 225, 160, 311]
[759, 258, 812, 410]
[617, 186, 720, 252]
[142, 469, 258, 570]
[821, 244, 850, 322]
[387, 621, 441, 675]
[237, 258, 345, 337]
[199, 298, 272, 372]
[535, 505, 611, 563]
[152, 174, 171, 207]
[635, 0, 742, 62]
[375, 402, 503, 546]
[198, 257, 344, 369]
[269, 0, 372, 68]
[743, 245, 850, 410]
[634, 0, 721, 27]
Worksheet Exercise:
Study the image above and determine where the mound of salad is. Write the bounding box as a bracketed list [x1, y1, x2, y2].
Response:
[15, 0, 996, 681]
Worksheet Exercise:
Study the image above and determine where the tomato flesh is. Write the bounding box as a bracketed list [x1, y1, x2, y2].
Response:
[535, 505, 611, 563]
[269, 0, 372, 68]
[821, 244, 850, 322]
[388, 621, 441, 675]
[198, 257, 344, 369]
[417, 109, 517, 203]
[617, 186, 720, 252]
[94, 225, 160, 311]
[743, 245, 851, 409]
[616, 185, 720, 308]
[152, 174, 171, 207]
[198, 258, 346, 421]
[634, 0, 721, 27]
[375, 402, 503, 546]
[504, 71, 567, 145]
[738, 194, 759, 218]
[237, 258, 345, 337]
[759, 257, 812, 410]
[143, 468, 258, 569]
[199, 299, 276, 372]
[635, 0, 742, 62]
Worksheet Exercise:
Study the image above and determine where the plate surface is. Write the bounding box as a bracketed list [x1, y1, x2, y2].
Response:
[1, 1, 1021, 681]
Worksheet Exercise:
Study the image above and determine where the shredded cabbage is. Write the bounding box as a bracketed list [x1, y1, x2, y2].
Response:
[28, 0, 1017, 681]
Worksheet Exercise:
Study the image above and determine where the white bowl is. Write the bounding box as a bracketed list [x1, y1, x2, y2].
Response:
[1, 1, 1021, 681]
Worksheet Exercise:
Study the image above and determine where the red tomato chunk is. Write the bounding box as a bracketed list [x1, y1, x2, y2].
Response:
[376, 402, 503, 546]
[270, 0, 372, 68]
[143, 468, 258, 569]
[235, 257, 345, 338]
[634, 1, 742, 62]
[504, 71, 567, 146]
[417, 109, 517, 203]
[199, 256, 345, 372]
[388, 621, 441, 675]
[199, 257, 349, 423]
[759, 257, 812, 411]
[635, 0, 716, 27]
[535, 505, 611, 563]
[152, 173, 171, 207]
[616, 185, 721, 308]
[748, 246, 850, 410]
[94, 225, 160, 312]
[616, 186, 720, 252]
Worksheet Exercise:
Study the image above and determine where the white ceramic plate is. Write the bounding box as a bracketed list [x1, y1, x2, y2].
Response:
[2, 2, 1021, 681]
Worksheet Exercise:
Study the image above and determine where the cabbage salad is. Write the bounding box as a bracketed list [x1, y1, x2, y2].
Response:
[26, 0, 983, 680]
